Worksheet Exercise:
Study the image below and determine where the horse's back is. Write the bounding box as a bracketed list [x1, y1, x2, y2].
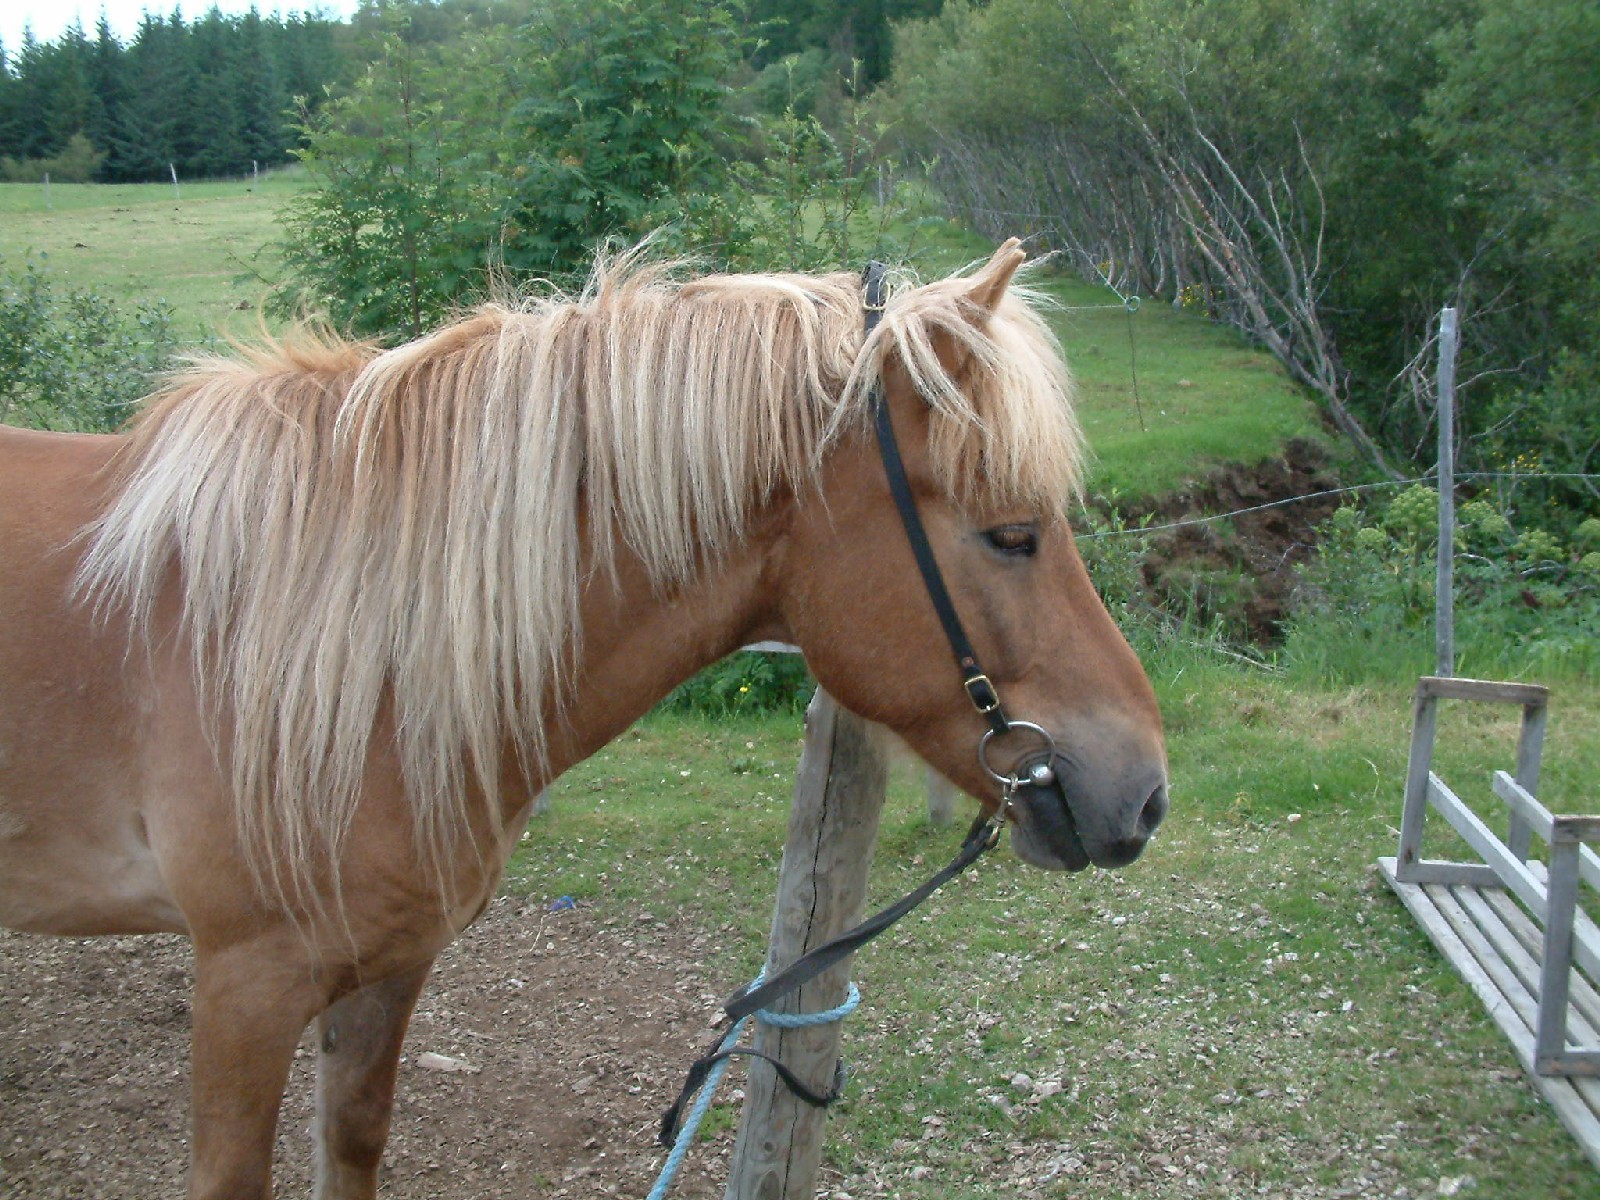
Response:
[0, 423, 187, 935]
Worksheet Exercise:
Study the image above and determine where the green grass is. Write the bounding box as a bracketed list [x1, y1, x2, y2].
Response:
[0, 172, 302, 341]
[1051, 284, 1324, 501]
[888, 209, 1325, 501]
[511, 665, 1600, 1198]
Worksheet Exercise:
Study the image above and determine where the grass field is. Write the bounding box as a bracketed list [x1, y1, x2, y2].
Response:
[517, 663, 1600, 1198]
[0, 173, 303, 342]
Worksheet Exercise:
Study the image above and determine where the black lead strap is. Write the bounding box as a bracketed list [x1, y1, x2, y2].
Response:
[658, 812, 1000, 1146]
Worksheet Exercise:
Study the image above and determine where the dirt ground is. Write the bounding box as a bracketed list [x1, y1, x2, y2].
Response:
[0, 898, 740, 1199]
[1137, 436, 1344, 640]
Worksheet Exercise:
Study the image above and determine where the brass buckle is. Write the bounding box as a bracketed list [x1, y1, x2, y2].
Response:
[964, 673, 1001, 714]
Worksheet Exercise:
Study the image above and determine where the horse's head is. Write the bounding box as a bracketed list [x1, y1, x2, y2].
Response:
[777, 242, 1168, 872]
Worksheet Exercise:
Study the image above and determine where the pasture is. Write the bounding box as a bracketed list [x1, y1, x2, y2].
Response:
[1, 180, 1597, 1199]
[0, 173, 302, 340]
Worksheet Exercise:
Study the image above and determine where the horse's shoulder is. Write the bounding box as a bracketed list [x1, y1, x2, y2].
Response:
[0, 423, 124, 531]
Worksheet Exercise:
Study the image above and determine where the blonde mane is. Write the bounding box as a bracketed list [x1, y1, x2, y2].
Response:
[78, 247, 1081, 907]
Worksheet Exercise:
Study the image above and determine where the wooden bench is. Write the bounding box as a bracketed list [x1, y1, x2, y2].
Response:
[1379, 675, 1600, 1168]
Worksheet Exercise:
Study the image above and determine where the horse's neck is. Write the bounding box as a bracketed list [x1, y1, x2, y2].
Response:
[536, 521, 789, 787]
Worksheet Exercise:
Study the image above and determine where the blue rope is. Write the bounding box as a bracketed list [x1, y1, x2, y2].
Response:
[759, 981, 861, 1028]
[646, 975, 861, 1200]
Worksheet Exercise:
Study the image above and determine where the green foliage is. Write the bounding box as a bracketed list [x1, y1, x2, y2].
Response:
[274, 0, 754, 338]
[0, 254, 176, 431]
[0, 131, 104, 182]
[661, 650, 814, 716]
[745, 0, 942, 85]
[499, 0, 750, 271]
[875, 0, 1598, 526]
[1282, 493, 1600, 683]
[274, 20, 504, 338]
[661, 76, 912, 274]
[1475, 350, 1600, 535]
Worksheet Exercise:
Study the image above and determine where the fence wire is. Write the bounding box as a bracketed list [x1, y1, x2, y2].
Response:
[1079, 472, 1600, 540]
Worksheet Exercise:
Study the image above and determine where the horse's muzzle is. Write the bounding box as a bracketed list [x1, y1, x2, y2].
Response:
[1008, 757, 1167, 872]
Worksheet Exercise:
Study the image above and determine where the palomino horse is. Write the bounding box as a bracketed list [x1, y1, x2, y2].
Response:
[0, 241, 1167, 1198]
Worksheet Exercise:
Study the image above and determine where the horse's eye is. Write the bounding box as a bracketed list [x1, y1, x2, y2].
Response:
[982, 524, 1039, 558]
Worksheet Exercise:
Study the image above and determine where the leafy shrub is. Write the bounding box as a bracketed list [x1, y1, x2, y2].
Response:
[0, 256, 177, 432]
[274, 0, 753, 339]
[0, 134, 107, 184]
[662, 650, 815, 716]
[1282, 491, 1600, 682]
[647, 66, 917, 276]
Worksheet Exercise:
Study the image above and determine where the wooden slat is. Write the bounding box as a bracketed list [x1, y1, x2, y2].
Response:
[1380, 859, 1600, 1169]
[1426, 775, 1600, 985]
[1479, 888, 1600, 1042]
[741, 641, 801, 654]
[1395, 861, 1504, 888]
[1428, 882, 1544, 1042]
[1492, 773, 1600, 897]
[1380, 860, 1534, 1065]
[1396, 693, 1440, 878]
[1455, 889, 1600, 1100]
[1427, 775, 1553, 920]
[1416, 676, 1550, 706]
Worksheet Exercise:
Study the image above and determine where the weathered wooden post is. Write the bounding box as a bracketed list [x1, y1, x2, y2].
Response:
[1435, 305, 1459, 679]
[926, 764, 957, 826]
[724, 688, 888, 1199]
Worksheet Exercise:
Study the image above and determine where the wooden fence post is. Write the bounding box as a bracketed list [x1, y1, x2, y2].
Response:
[926, 765, 957, 826]
[724, 688, 888, 1200]
[1435, 305, 1459, 679]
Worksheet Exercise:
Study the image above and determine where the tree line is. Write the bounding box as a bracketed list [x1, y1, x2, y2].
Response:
[0, 8, 345, 182]
[0, 0, 919, 185]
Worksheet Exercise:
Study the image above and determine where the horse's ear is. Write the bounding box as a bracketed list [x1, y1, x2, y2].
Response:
[967, 238, 1027, 316]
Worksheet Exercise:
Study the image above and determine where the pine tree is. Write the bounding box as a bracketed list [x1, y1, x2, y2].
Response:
[87, 16, 132, 181]
[234, 9, 287, 169]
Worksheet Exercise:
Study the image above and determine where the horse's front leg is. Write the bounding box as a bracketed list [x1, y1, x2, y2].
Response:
[189, 939, 331, 1200]
[313, 961, 435, 1200]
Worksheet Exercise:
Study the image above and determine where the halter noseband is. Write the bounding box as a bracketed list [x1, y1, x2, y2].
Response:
[862, 261, 1058, 805]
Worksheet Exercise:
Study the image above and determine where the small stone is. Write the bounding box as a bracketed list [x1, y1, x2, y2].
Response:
[416, 1052, 476, 1074]
[1009, 1072, 1033, 1091]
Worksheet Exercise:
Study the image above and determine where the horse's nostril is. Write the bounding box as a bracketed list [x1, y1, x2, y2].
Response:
[1139, 783, 1169, 836]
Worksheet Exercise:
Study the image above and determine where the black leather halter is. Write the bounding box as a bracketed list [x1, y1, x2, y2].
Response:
[864, 261, 1010, 737]
[863, 261, 1059, 792]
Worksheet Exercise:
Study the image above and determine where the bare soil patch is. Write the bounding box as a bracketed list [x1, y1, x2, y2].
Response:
[1137, 436, 1344, 641]
[1, 898, 732, 1199]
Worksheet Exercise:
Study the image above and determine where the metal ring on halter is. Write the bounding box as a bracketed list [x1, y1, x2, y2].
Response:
[977, 720, 1060, 788]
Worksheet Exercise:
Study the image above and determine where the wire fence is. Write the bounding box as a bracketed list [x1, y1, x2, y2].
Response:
[1080, 472, 1600, 540]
